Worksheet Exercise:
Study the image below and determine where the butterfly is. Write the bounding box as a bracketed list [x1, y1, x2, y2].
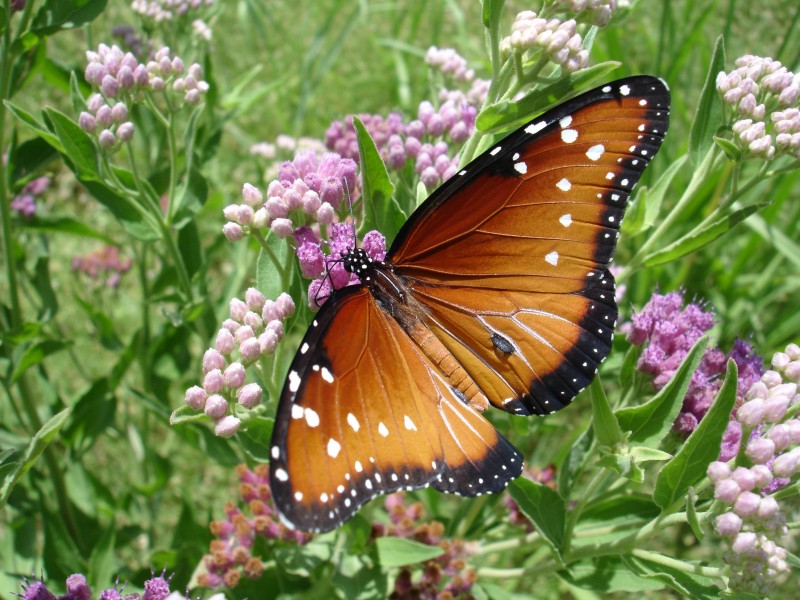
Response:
[269, 76, 670, 532]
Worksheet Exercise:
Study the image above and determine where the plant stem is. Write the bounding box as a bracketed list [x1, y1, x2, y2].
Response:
[631, 548, 723, 578]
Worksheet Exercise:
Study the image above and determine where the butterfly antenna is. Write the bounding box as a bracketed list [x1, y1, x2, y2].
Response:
[343, 176, 357, 251]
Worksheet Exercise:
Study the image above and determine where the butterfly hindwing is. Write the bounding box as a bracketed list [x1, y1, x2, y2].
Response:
[269, 287, 522, 533]
[388, 76, 670, 415]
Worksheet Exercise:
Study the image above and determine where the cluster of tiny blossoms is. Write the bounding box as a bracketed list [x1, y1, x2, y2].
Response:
[499, 11, 589, 73]
[716, 54, 800, 159]
[223, 151, 358, 242]
[199, 464, 311, 590]
[71, 245, 133, 288]
[626, 290, 764, 439]
[18, 571, 180, 600]
[325, 47, 486, 190]
[557, 0, 619, 26]
[377, 494, 478, 599]
[184, 288, 294, 437]
[707, 343, 800, 595]
[10, 176, 49, 219]
[80, 44, 208, 150]
[132, 0, 213, 21]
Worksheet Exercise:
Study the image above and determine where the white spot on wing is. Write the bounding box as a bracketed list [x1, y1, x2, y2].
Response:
[291, 404, 304, 419]
[404, 415, 417, 431]
[525, 121, 547, 135]
[347, 412, 360, 432]
[514, 162, 527, 174]
[321, 367, 334, 383]
[559, 214, 572, 227]
[300, 343, 309, 354]
[620, 84, 631, 96]
[288, 370, 301, 393]
[586, 144, 604, 161]
[355, 460, 363, 472]
[327, 438, 341, 458]
[275, 468, 289, 482]
[545, 251, 559, 266]
[378, 422, 389, 437]
[304, 407, 320, 427]
[294, 491, 303, 501]
[559, 115, 573, 128]
[556, 178, 572, 192]
[271, 446, 279, 459]
[561, 129, 578, 143]
[490, 146, 502, 156]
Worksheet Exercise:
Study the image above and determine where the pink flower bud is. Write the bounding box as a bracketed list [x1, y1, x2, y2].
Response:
[117, 122, 134, 142]
[171, 56, 185, 74]
[770, 382, 797, 398]
[222, 204, 240, 221]
[133, 64, 149, 86]
[258, 330, 278, 354]
[245, 288, 266, 312]
[746, 437, 776, 464]
[714, 478, 741, 503]
[738, 399, 765, 427]
[252, 207, 269, 229]
[117, 66, 134, 89]
[275, 292, 295, 319]
[236, 204, 254, 226]
[746, 381, 769, 400]
[223, 362, 246, 389]
[222, 222, 243, 241]
[87, 93, 105, 113]
[764, 394, 790, 422]
[150, 77, 165, 91]
[266, 319, 284, 339]
[271, 217, 294, 238]
[767, 423, 792, 451]
[96, 105, 113, 127]
[750, 464, 773, 488]
[733, 491, 761, 517]
[261, 300, 279, 322]
[189, 63, 203, 80]
[757, 496, 780, 520]
[239, 337, 261, 363]
[203, 369, 224, 394]
[242, 183, 263, 206]
[731, 467, 757, 491]
[229, 297, 248, 322]
[185, 89, 202, 104]
[731, 531, 758, 555]
[215, 415, 240, 437]
[761, 370, 782, 387]
[772, 449, 800, 477]
[101, 74, 120, 97]
[266, 197, 288, 219]
[185, 385, 208, 410]
[111, 102, 128, 122]
[421, 166, 440, 188]
[243, 311, 263, 333]
[283, 189, 303, 211]
[235, 325, 255, 343]
[237, 383, 263, 409]
[302, 190, 321, 214]
[98, 129, 115, 148]
[221, 319, 239, 333]
[215, 329, 236, 355]
[78, 112, 97, 133]
[786, 343, 800, 360]
[715, 512, 742, 536]
[85, 62, 107, 85]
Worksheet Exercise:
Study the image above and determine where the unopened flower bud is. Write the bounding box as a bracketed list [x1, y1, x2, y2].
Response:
[237, 383, 263, 409]
[203, 369, 224, 394]
[222, 222, 243, 241]
[215, 415, 240, 437]
[215, 329, 236, 355]
[185, 385, 208, 410]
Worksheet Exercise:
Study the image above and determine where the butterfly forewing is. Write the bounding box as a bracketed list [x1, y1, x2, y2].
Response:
[388, 76, 670, 415]
[270, 287, 522, 532]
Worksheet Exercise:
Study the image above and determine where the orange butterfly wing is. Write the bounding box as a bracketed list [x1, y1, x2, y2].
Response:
[389, 76, 670, 415]
[269, 287, 523, 532]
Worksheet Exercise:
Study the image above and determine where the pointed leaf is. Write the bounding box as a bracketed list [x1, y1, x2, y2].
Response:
[353, 116, 405, 244]
[509, 478, 566, 565]
[654, 360, 738, 509]
[689, 36, 726, 166]
[591, 377, 625, 448]
[623, 154, 687, 237]
[22, 215, 115, 243]
[617, 337, 709, 446]
[11, 339, 71, 383]
[376, 536, 444, 568]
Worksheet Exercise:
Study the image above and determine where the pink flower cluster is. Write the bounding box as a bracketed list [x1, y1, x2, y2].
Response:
[71, 245, 133, 288]
[499, 11, 589, 73]
[295, 223, 386, 309]
[717, 54, 800, 159]
[560, 0, 619, 26]
[626, 290, 763, 436]
[184, 288, 294, 437]
[10, 176, 49, 219]
[707, 343, 800, 595]
[199, 464, 311, 590]
[425, 46, 475, 81]
[376, 493, 479, 599]
[132, 0, 213, 21]
[19, 572, 174, 600]
[223, 151, 358, 242]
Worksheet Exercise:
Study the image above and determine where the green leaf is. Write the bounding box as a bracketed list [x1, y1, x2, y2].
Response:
[170, 404, 209, 426]
[9, 137, 58, 182]
[557, 424, 593, 497]
[508, 478, 566, 565]
[62, 378, 116, 453]
[240, 416, 274, 462]
[375, 536, 444, 568]
[44, 107, 99, 178]
[274, 539, 333, 575]
[88, 524, 116, 590]
[654, 360, 738, 509]
[598, 453, 644, 482]
[689, 35, 726, 166]
[558, 556, 666, 593]
[642, 203, 763, 267]
[481, 0, 505, 28]
[5, 101, 63, 150]
[714, 136, 741, 161]
[0, 408, 71, 507]
[590, 377, 625, 448]
[617, 336, 709, 446]
[81, 179, 160, 241]
[32, 254, 58, 320]
[173, 166, 209, 226]
[256, 234, 290, 300]
[30, 0, 108, 36]
[22, 215, 115, 243]
[353, 116, 405, 244]
[623, 154, 688, 237]
[475, 62, 620, 132]
[623, 554, 720, 599]
[11, 339, 71, 383]
[686, 487, 704, 540]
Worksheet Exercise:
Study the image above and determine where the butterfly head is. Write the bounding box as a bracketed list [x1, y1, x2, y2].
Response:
[342, 247, 374, 279]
